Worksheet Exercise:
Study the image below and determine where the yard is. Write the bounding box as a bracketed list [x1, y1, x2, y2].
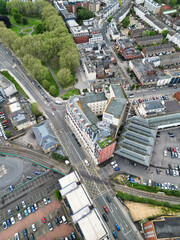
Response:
[61, 89, 80, 100]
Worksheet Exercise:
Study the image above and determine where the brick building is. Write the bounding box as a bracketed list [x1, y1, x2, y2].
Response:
[70, 26, 89, 44]
[66, 0, 89, 14]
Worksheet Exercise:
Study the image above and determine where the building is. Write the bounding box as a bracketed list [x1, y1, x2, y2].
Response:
[165, 70, 180, 85]
[70, 26, 89, 44]
[109, 19, 120, 41]
[8, 97, 36, 131]
[157, 74, 171, 86]
[54, 2, 76, 21]
[58, 171, 109, 240]
[83, 58, 96, 82]
[65, 0, 89, 14]
[118, 5, 131, 23]
[66, 92, 117, 164]
[173, 91, 180, 104]
[116, 38, 142, 60]
[142, 44, 175, 57]
[89, 33, 103, 44]
[89, 0, 101, 12]
[137, 100, 166, 117]
[136, 35, 163, 47]
[101, 0, 119, 19]
[130, 28, 147, 38]
[160, 52, 180, 66]
[143, 216, 180, 240]
[32, 121, 59, 153]
[170, 33, 180, 48]
[0, 74, 17, 98]
[129, 59, 158, 85]
[144, 0, 161, 14]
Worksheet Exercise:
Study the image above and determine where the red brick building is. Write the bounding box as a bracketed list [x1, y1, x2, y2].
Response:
[66, 0, 89, 14]
[98, 140, 116, 164]
[70, 26, 89, 44]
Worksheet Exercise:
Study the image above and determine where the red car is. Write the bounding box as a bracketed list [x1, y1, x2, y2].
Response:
[104, 206, 109, 213]
[174, 86, 177, 89]
[2, 120, 7, 124]
[173, 148, 176, 152]
[42, 217, 46, 223]
[52, 106, 56, 111]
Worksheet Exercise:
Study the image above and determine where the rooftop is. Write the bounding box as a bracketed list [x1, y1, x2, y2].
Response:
[84, 92, 107, 103]
[143, 100, 165, 111]
[97, 135, 115, 149]
[78, 100, 99, 125]
[105, 97, 127, 119]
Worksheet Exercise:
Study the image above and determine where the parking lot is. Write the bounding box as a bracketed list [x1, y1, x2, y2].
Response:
[0, 196, 74, 240]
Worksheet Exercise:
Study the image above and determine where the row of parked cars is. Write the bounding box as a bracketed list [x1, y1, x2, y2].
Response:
[0, 112, 8, 140]
[110, 161, 120, 171]
[132, 95, 168, 105]
[167, 146, 180, 158]
[166, 164, 180, 177]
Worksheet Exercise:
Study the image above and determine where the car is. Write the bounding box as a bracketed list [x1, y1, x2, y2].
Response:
[3, 221, 7, 230]
[115, 223, 120, 231]
[166, 169, 169, 175]
[8, 209, 12, 216]
[176, 170, 179, 176]
[30, 233, 35, 240]
[57, 215, 63, 224]
[106, 196, 111, 202]
[112, 163, 118, 168]
[16, 205, 20, 212]
[47, 196, 51, 204]
[169, 169, 173, 176]
[43, 198, 48, 205]
[35, 171, 41, 175]
[24, 229, 28, 237]
[31, 205, 35, 213]
[156, 168, 160, 174]
[110, 161, 116, 166]
[52, 106, 56, 111]
[164, 183, 168, 190]
[55, 218, 60, 226]
[102, 213, 108, 222]
[24, 209, 28, 216]
[46, 97, 50, 102]
[17, 213, 22, 220]
[40, 91, 44, 95]
[84, 159, 89, 166]
[9, 185, 14, 191]
[168, 164, 172, 169]
[32, 224, 36, 232]
[27, 207, 31, 214]
[7, 219, 11, 227]
[104, 206, 109, 213]
[112, 230, 118, 239]
[68, 235, 73, 240]
[173, 170, 176, 176]
[22, 201, 26, 208]
[33, 203, 38, 210]
[71, 232, 76, 239]
[42, 217, 46, 223]
[174, 164, 178, 170]
[173, 147, 176, 152]
[14, 233, 20, 240]
[164, 150, 167, 157]
[114, 167, 120, 171]
[175, 152, 178, 158]
[48, 222, 54, 231]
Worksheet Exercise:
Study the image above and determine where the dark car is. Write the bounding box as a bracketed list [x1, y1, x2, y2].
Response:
[7, 219, 11, 227]
[57, 216, 62, 224]
[102, 214, 108, 222]
[112, 230, 118, 239]
[106, 196, 111, 202]
[156, 168, 160, 174]
[169, 169, 173, 176]
[24, 229, 28, 237]
[30, 233, 34, 240]
[168, 164, 172, 169]
[55, 218, 60, 226]
[16, 205, 20, 212]
[71, 232, 76, 239]
[68, 235, 73, 240]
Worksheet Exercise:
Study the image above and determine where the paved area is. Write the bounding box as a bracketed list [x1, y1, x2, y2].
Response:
[1, 198, 73, 240]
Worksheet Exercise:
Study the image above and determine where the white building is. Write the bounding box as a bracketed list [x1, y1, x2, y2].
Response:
[109, 19, 120, 41]
[0, 74, 17, 98]
[118, 5, 131, 23]
[157, 75, 171, 86]
[169, 33, 180, 48]
[89, 33, 103, 44]
[136, 0, 144, 4]
[144, 0, 161, 14]
[102, 0, 119, 19]
[83, 61, 96, 82]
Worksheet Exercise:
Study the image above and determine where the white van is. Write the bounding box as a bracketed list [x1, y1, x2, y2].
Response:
[55, 101, 62, 105]
[62, 215, 67, 224]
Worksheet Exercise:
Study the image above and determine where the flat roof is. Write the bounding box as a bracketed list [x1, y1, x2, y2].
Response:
[78, 208, 108, 240]
[143, 100, 165, 111]
[66, 184, 92, 213]
[105, 98, 127, 119]
[60, 181, 78, 197]
[58, 171, 80, 189]
[9, 102, 21, 113]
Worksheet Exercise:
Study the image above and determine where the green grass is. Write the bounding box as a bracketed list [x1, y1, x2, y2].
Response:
[23, 28, 32, 33]
[10, 25, 21, 35]
[97, 136, 115, 149]
[8, 15, 40, 28]
[47, 70, 59, 97]
[61, 89, 80, 100]
[1, 71, 29, 99]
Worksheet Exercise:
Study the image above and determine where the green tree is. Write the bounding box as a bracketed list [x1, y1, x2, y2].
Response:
[42, 79, 51, 90]
[131, 84, 135, 90]
[57, 68, 74, 87]
[77, 7, 95, 25]
[34, 20, 44, 34]
[130, 72, 134, 78]
[150, 30, 157, 36]
[54, 189, 62, 201]
[121, 17, 130, 28]
[5, 131, 12, 138]
[107, 16, 113, 23]
[22, 17, 28, 25]
[161, 29, 169, 38]
[142, 30, 150, 36]
[31, 102, 42, 116]
[137, 45, 142, 51]
[0, 0, 7, 14]
[49, 85, 58, 96]
[12, 8, 22, 23]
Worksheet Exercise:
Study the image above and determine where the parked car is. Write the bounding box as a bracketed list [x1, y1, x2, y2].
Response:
[84, 159, 89, 166]
[30, 233, 35, 240]
[57, 216, 62, 224]
[14, 233, 20, 240]
[43, 198, 48, 205]
[27, 207, 31, 214]
[166, 169, 169, 175]
[112, 230, 118, 239]
[32, 224, 36, 232]
[102, 214, 108, 222]
[115, 223, 120, 231]
[31, 205, 35, 213]
[9, 185, 14, 191]
[8, 209, 12, 216]
[24, 229, 28, 237]
[6, 219, 11, 227]
[156, 168, 160, 174]
[55, 218, 60, 226]
[24, 209, 28, 216]
[33, 203, 38, 210]
[42, 217, 46, 223]
[164, 150, 167, 157]
[3, 221, 7, 230]
[16, 205, 20, 212]
[22, 201, 26, 208]
[17, 213, 22, 221]
[47, 197, 51, 204]
[110, 161, 116, 166]
[104, 206, 109, 213]
[48, 222, 54, 231]
[71, 232, 76, 239]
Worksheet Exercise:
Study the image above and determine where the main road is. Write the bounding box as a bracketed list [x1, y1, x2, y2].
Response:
[0, 42, 142, 239]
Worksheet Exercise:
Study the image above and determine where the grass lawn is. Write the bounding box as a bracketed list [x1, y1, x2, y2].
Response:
[61, 89, 80, 100]
[10, 25, 21, 35]
[23, 28, 32, 33]
[8, 15, 40, 28]
[1, 71, 29, 99]
[47, 70, 59, 97]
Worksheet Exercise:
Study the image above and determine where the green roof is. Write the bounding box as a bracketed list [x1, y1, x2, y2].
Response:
[97, 136, 115, 149]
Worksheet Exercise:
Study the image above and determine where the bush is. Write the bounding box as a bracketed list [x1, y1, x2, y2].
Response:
[31, 102, 42, 117]
[49, 85, 58, 97]
[5, 131, 12, 138]
[42, 79, 51, 90]
[54, 189, 62, 201]
[22, 17, 28, 25]
[51, 152, 68, 161]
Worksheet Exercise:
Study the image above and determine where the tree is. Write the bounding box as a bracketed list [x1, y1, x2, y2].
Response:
[142, 30, 150, 37]
[31, 102, 42, 117]
[54, 189, 62, 201]
[131, 84, 135, 90]
[57, 68, 74, 87]
[0, 15, 11, 28]
[0, 0, 7, 14]
[34, 20, 44, 34]
[49, 85, 58, 96]
[42, 79, 50, 90]
[137, 45, 142, 51]
[12, 8, 22, 23]
[77, 7, 95, 25]
[161, 30, 169, 38]
[22, 17, 28, 25]
[5, 131, 12, 138]
[107, 16, 113, 23]
[130, 72, 134, 78]
[121, 17, 130, 28]
[150, 30, 157, 36]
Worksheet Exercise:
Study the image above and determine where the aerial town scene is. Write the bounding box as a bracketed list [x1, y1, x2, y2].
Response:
[0, 0, 180, 239]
